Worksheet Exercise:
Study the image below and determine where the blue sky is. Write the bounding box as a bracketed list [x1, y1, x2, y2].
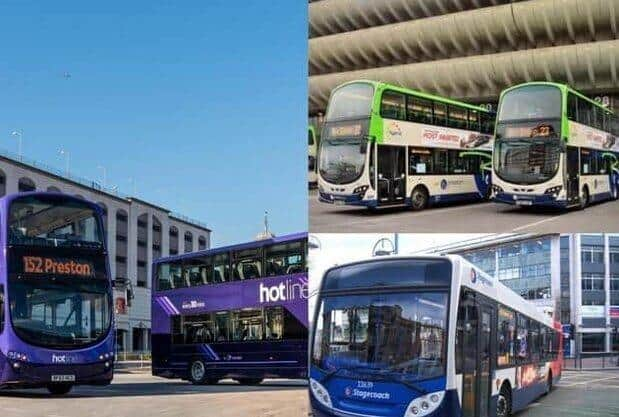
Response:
[0, 1, 307, 246]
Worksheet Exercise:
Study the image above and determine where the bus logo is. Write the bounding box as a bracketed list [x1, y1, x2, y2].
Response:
[388, 122, 402, 137]
[345, 387, 352, 397]
[440, 179, 448, 190]
[471, 269, 477, 283]
[259, 279, 308, 303]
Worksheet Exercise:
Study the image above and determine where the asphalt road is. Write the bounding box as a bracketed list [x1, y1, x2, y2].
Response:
[517, 370, 619, 417]
[309, 190, 619, 233]
[0, 373, 308, 417]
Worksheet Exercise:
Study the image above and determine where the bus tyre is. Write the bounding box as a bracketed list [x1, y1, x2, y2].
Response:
[236, 378, 263, 385]
[410, 186, 428, 211]
[546, 371, 553, 394]
[580, 186, 589, 210]
[496, 385, 512, 417]
[189, 359, 207, 385]
[47, 384, 72, 395]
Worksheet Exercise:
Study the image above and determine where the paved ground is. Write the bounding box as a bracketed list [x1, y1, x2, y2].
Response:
[0, 373, 308, 417]
[517, 370, 619, 416]
[309, 190, 619, 233]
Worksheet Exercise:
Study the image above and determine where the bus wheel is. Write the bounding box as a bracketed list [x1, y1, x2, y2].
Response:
[580, 186, 590, 209]
[236, 378, 263, 385]
[496, 385, 512, 417]
[47, 384, 72, 395]
[410, 186, 428, 211]
[546, 370, 553, 394]
[189, 359, 207, 384]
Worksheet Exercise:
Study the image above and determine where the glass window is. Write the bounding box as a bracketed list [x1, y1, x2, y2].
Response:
[232, 248, 262, 280]
[182, 313, 215, 344]
[312, 291, 448, 382]
[448, 105, 468, 129]
[157, 263, 173, 290]
[284, 308, 307, 340]
[265, 307, 284, 340]
[381, 91, 406, 120]
[326, 83, 374, 121]
[568, 93, 578, 121]
[214, 311, 230, 342]
[498, 85, 562, 122]
[433, 102, 447, 127]
[480, 112, 495, 134]
[578, 99, 592, 125]
[582, 333, 605, 352]
[265, 240, 305, 276]
[497, 307, 516, 366]
[231, 309, 263, 341]
[212, 253, 230, 283]
[407, 96, 433, 124]
[582, 273, 605, 291]
[409, 148, 434, 174]
[516, 314, 530, 363]
[530, 322, 540, 361]
[468, 109, 479, 131]
[184, 258, 208, 287]
[9, 195, 104, 249]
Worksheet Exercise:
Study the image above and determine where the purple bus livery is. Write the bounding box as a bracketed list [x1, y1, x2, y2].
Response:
[0, 192, 114, 395]
[152, 232, 308, 385]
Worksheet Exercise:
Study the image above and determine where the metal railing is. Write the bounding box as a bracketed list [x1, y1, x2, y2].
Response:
[563, 352, 619, 370]
[115, 351, 152, 370]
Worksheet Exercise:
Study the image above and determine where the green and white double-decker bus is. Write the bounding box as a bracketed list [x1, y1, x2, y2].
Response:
[317, 80, 495, 210]
[492, 82, 619, 208]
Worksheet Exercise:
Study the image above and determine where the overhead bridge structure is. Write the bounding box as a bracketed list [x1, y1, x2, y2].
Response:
[308, 0, 619, 115]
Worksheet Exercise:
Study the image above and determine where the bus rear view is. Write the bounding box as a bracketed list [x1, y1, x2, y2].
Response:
[0, 193, 114, 394]
[310, 258, 451, 417]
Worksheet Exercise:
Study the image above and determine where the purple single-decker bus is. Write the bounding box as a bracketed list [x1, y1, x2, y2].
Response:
[152, 232, 308, 385]
[0, 192, 114, 395]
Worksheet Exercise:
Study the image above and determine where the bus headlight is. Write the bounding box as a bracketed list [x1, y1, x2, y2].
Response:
[404, 391, 445, 417]
[310, 378, 332, 409]
[353, 185, 369, 195]
[492, 185, 504, 194]
[544, 185, 562, 197]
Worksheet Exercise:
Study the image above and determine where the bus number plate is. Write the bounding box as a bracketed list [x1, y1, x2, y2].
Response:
[51, 375, 75, 382]
[515, 200, 532, 206]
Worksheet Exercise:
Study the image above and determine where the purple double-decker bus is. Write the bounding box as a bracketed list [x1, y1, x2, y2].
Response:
[152, 232, 308, 385]
[0, 192, 114, 395]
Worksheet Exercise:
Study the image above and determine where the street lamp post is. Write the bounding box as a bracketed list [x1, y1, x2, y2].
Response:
[59, 149, 70, 177]
[98, 165, 107, 188]
[10, 130, 23, 160]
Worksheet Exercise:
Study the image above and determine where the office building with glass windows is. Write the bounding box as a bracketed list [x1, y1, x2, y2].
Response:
[422, 233, 619, 354]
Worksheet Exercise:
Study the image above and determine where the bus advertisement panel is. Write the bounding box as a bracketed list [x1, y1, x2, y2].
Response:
[0, 192, 114, 395]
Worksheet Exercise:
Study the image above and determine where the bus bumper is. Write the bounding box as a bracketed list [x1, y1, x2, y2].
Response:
[318, 191, 377, 208]
[1, 361, 113, 389]
[494, 192, 568, 208]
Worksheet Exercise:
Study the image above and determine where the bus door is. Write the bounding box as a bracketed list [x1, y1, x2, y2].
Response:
[566, 147, 580, 203]
[377, 145, 406, 204]
[460, 294, 495, 417]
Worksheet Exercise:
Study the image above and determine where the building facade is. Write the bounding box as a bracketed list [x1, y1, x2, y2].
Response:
[423, 233, 619, 355]
[309, 0, 619, 117]
[0, 153, 211, 353]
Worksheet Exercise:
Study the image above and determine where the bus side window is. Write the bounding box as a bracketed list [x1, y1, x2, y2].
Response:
[567, 94, 578, 121]
[407, 96, 433, 124]
[433, 102, 447, 127]
[480, 112, 494, 135]
[497, 306, 515, 367]
[381, 91, 406, 120]
[157, 263, 173, 290]
[468, 110, 479, 131]
[409, 148, 433, 175]
[447, 105, 467, 130]
[232, 248, 262, 280]
[578, 99, 591, 125]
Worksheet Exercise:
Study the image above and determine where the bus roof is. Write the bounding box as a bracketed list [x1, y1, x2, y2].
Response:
[499, 81, 614, 115]
[334, 79, 492, 113]
[154, 231, 307, 265]
[322, 254, 553, 328]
